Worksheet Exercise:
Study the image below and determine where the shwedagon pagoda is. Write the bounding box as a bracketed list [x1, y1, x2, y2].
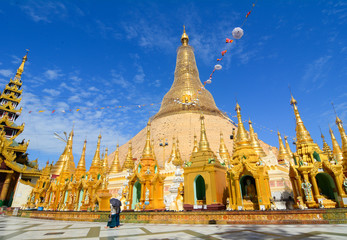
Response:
[1, 28, 347, 214]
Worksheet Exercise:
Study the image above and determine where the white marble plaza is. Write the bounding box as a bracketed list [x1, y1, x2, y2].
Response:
[1, 216, 347, 239]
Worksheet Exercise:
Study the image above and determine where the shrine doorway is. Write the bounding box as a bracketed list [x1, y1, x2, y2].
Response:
[194, 175, 206, 204]
[315, 173, 337, 201]
[240, 175, 257, 200]
[132, 181, 141, 209]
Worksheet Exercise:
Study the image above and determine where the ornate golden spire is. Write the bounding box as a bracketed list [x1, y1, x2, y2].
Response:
[219, 132, 230, 164]
[235, 103, 250, 146]
[172, 138, 183, 166]
[14, 51, 28, 81]
[51, 129, 75, 175]
[169, 136, 177, 163]
[90, 134, 102, 169]
[321, 132, 333, 160]
[153, 28, 221, 120]
[102, 147, 109, 174]
[290, 95, 313, 145]
[198, 114, 210, 151]
[181, 25, 189, 46]
[142, 120, 154, 159]
[75, 139, 87, 176]
[336, 116, 347, 159]
[277, 132, 290, 161]
[329, 127, 343, 162]
[123, 141, 134, 170]
[284, 136, 293, 156]
[248, 120, 266, 157]
[109, 144, 122, 174]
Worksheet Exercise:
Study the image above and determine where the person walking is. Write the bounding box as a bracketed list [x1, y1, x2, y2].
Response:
[106, 198, 121, 229]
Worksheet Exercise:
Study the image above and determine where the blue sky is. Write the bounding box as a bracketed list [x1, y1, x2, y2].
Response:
[0, 0, 346, 168]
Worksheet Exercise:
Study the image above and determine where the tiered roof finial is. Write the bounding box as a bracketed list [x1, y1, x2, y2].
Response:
[123, 141, 134, 170]
[181, 25, 189, 46]
[102, 147, 109, 174]
[90, 134, 102, 168]
[277, 131, 290, 162]
[290, 94, 313, 145]
[335, 114, 347, 160]
[219, 132, 231, 164]
[320, 132, 333, 160]
[284, 136, 293, 156]
[14, 51, 28, 81]
[329, 127, 343, 162]
[235, 103, 250, 145]
[76, 139, 87, 175]
[172, 138, 183, 167]
[142, 120, 154, 159]
[248, 119, 266, 157]
[199, 114, 210, 151]
[109, 144, 121, 174]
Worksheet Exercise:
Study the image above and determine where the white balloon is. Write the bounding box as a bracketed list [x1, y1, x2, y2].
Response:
[206, 79, 212, 84]
[232, 27, 244, 39]
[214, 64, 222, 70]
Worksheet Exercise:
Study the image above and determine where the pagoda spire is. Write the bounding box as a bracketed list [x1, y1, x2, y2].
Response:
[199, 114, 210, 151]
[14, 51, 28, 81]
[235, 103, 250, 146]
[109, 144, 121, 174]
[90, 134, 102, 169]
[329, 127, 343, 162]
[219, 132, 231, 164]
[169, 136, 177, 163]
[321, 132, 333, 160]
[102, 147, 109, 174]
[154, 28, 221, 119]
[277, 132, 291, 162]
[142, 120, 154, 159]
[51, 129, 75, 176]
[123, 141, 134, 170]
[248, 119, 266, 157]
[284, 136, 293, 156]
[172, 138, 183, 167]
[0, 51, 29, 140]
[335, 116, 347, 160]
[192, 134, 198, 153]
[75, 139, 87, 177]
[290, 94, 314, 145]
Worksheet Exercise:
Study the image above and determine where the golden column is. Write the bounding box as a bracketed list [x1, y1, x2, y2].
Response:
[0, 173, 13, 204]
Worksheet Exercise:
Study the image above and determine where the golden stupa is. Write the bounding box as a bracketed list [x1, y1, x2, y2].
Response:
[108, 28, 272, 168]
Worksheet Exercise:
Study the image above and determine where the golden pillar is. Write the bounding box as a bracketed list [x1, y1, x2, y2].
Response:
[0, 173, 12, 204]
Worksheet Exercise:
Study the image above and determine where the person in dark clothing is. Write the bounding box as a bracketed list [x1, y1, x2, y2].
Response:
[105, 198, 121, 229]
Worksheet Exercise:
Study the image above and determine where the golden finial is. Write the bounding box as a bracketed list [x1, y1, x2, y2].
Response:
[181, 25, 189, 46]
[123, 141, 134, 170]
[91, 134, 102, 168]
[198, 114, 210, 151]
[76, 139, 87, 174]
[284, 136, 293, 156]
[277, 131, 289, 161]
[172, 138, 183, 167]
[334, 112, 347, 159]
[219, 132, 231, 164]
[142, 120, 154, 159]
[329, 126, 343, 162]
[248, 119, 266, 157]
[235, 102, 249, 144]
[289, 94, 313, 144]
[109, 144, 121, 174]
[169, 136, 176, 163]
[320, 131, 333, 160]
[102, 147, 109, 173]
[192, 134, 198, 153]
[14, 51, 29, 80]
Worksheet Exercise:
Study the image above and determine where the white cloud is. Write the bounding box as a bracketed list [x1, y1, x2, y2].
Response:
[44, 69, 63, 80]
[111, 70, 129, 88]
[0, 69, 13, 78]
[134, 65, 145, 84]
[43, 88, 60, 97]
[59, 82, 76, 92]
[301, 56, 332, 91]
[20, 1, 67, 23]
[11, 55, 21, 65]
